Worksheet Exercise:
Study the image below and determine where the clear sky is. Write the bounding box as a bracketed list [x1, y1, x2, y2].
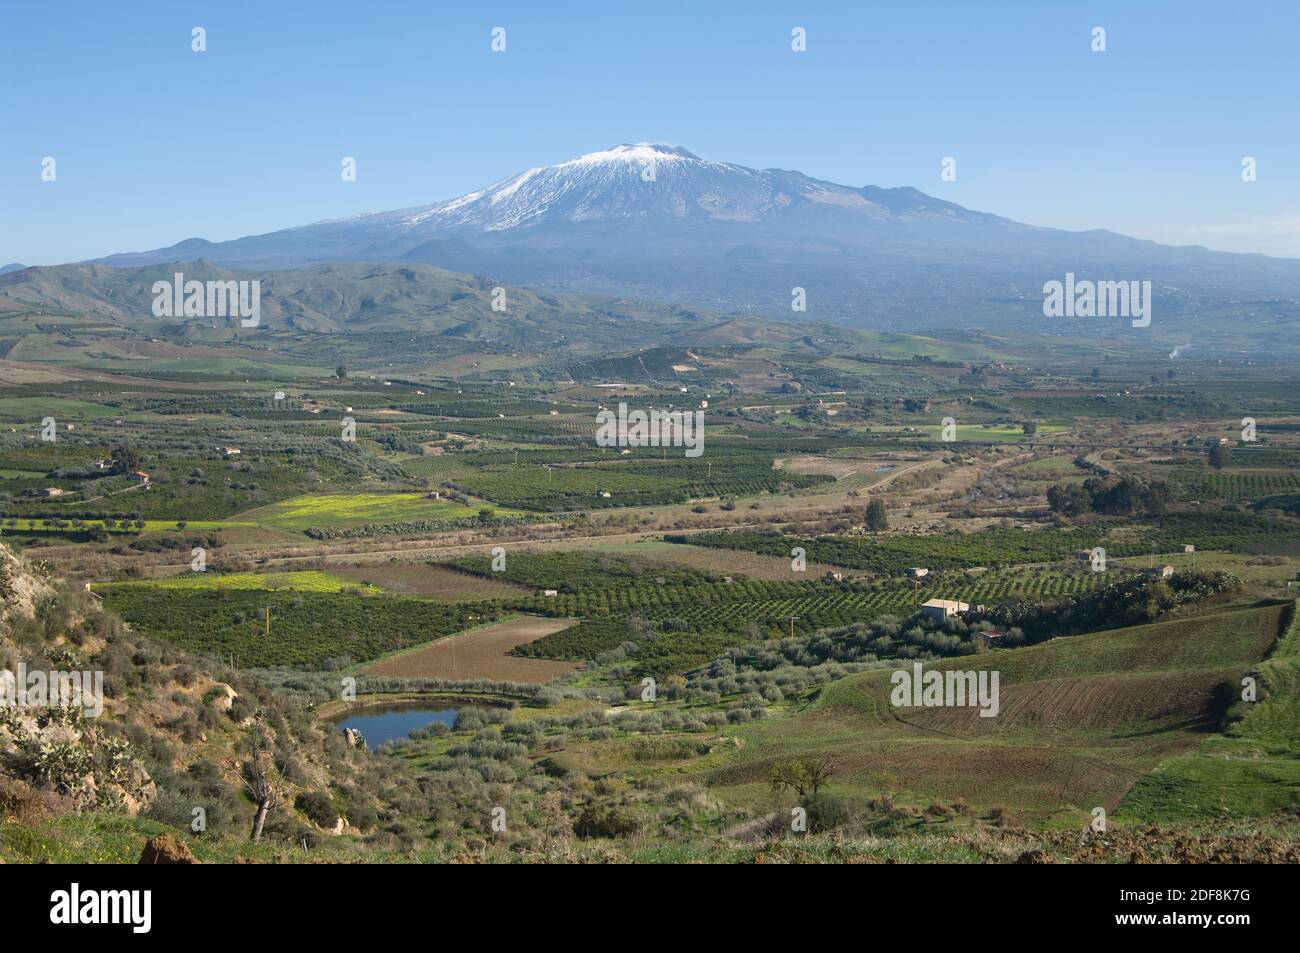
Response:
[3, 0, 1298, 265]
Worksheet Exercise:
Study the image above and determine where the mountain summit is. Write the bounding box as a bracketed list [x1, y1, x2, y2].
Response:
[87, 144, 1300, 335]
[366, 142, 991, 234]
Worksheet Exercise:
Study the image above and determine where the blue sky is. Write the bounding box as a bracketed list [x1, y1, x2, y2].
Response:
[3, 0, 1298, 265]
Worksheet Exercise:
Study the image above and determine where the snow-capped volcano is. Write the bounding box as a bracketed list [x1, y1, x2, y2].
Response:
[400, 143, 733, 230]
[352, 141, 995, 235]
[86, 143, 1300, 332]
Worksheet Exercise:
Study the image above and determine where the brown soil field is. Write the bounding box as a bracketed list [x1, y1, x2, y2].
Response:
[360, 615, 580, 682]
[898, 671, 1227, 734]
[331, 561, 533, 600]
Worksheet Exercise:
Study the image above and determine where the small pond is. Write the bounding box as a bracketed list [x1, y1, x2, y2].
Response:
[335, 704, 459, 749]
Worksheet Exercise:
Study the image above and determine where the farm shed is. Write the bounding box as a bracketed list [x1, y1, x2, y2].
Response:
[920, 599, 970, 622]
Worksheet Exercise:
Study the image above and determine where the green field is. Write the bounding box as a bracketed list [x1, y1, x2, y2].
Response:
[97, 570, 368, 592]
[238, 492, 523, 530]
[97, 585, 503, 667]
[0, 396, 121, 420]
[1115, 602, 1300, 822]
[644, 603, 1288, 824]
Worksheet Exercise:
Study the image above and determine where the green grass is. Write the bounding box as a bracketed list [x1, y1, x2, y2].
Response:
[1113, 602, 1300, 822]
[238, 491, 523, 530]
[0, 396, 121, 419]
[96, 570, 369, 592]
[666, 604, 1285, 824]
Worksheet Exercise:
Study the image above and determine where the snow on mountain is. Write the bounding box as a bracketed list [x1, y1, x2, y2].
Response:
[80, 143, 1300, 335]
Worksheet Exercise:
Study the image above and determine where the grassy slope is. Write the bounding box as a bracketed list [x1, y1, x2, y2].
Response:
[1115, 601, 1300, 822]
[634, 604, 1285, 827]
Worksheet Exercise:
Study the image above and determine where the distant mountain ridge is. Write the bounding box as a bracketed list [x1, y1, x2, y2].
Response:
[61, 142, 1300, 342]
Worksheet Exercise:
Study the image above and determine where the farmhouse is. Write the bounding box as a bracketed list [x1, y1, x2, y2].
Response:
[907, 567, 929, 579]
[920, 598, 970, 622]
[1182, 544, 1196, 554]
[824, 571, 844, 582]
[1143, 565, 1175, 579]
[543, 589, 558, 597]
[223, 447, 241, 457]
[129, 471, 150, 484]
[40, 487, 67, 497]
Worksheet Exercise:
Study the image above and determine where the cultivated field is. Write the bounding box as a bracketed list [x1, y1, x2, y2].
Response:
[360, 615, 581, 682]
[238, 492, 521, 530]
[564, 603, 1288, 825]
[330, 561, 534, 600]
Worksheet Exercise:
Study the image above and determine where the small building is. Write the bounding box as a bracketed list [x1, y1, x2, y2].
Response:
[1143, 564, 1176, 579]
[907, 567, 929, 579]
[129, 471, 150, 484]
[598, 490, 612, 498]
[542, 589, 558, 597]
[824, 571, 844, 583]
[699, 400, 708, 409]
[40, 487, 67, 497]
[223, 447, 241, 457]
[1182, 545, 1196, 554]
[1072, 549, 1094, 561]
[920, 598, 970, 622]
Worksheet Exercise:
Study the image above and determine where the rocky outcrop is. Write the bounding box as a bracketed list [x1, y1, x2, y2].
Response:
[0, 546, 53, 624]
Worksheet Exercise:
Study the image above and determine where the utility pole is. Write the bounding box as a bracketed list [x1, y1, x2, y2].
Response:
[264, 606, 270, 639]
[788, 615, 800, 639]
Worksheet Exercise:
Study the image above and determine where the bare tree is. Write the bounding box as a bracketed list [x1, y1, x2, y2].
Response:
[240, 747, 285, 843]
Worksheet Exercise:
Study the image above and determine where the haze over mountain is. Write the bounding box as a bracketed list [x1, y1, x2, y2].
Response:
[66, 142, 1300, 340]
